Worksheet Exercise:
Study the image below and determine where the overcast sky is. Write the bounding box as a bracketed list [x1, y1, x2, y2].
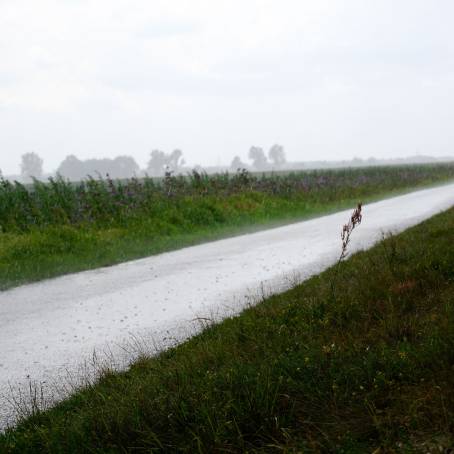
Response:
[1, 0, 454, 174]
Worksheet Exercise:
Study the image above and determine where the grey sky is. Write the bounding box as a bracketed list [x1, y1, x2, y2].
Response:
[1, 0, 454, 174]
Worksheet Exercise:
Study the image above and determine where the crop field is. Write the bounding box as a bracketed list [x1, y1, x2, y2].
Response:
[1, 163, 454, 290]
[1, 203, 453, 452]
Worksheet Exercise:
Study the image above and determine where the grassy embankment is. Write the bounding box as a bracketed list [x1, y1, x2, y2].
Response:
[1, 163, 454, 290]
[1, 206, 453, 452]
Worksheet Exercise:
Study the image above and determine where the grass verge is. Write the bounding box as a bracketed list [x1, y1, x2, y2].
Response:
[1, 207, 453, 452]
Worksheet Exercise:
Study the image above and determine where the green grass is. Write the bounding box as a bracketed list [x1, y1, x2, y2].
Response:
[1, 207, 453, 453]
[1, 164, 454, 290]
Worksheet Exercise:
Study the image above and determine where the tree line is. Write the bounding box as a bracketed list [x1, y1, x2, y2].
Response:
[9, 144, 287, 182]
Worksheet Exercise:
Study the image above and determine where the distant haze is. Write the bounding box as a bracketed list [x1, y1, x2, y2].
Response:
[1, 0, 454, 175]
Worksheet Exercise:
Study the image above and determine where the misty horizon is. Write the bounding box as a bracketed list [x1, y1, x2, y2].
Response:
[6, 148, 454, 183]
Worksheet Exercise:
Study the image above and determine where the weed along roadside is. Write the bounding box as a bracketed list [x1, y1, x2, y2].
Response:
[1, 163, 454, 290]
[0, 202, 453, 452]
[330, 202, 362, 303]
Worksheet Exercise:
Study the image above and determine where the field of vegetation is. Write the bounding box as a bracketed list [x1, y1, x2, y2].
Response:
[1, 163, 454, 290]
[1, 204, 453, 452]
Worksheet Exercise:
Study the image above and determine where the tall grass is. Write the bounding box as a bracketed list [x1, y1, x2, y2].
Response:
[2, 164, 454, 233]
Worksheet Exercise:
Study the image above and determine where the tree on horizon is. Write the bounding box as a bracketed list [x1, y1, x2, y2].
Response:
[21, 152, 43, 181]
[146, 149, 185, 176]
[268, 144, 286, 168]
[57, 154, 140, 181]
[230, 155, 247, 171]
[248, 146, 268, 170]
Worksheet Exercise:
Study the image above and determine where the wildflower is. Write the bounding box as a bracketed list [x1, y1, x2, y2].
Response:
[339, 203, 362, 261]
[330, 202, 363, 301]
